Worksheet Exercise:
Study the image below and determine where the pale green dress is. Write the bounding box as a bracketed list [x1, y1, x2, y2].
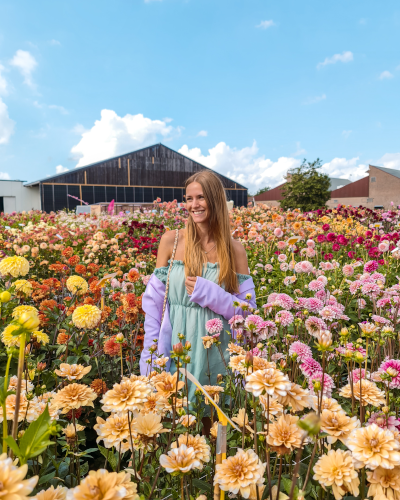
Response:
[154, 260, 250, 403]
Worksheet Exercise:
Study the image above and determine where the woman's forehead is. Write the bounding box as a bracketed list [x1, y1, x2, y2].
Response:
[186, 182, 203, 196]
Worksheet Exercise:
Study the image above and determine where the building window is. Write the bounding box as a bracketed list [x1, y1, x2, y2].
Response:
[367, 198, 373, 203]
[334, 200, 338, 203]
[371, 177, 376, 182]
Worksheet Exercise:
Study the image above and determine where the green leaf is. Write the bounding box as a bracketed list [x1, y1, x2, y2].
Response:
[67, 356, 79, 364]
[5, 436, 20, 457]
[192, 478, 211, 493]
[18, 406, 54, 462]
[38, 471, 56, 485]
[98, 445, 118, 471]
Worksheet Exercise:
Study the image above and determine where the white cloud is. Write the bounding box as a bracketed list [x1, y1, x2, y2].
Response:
[303, 94, 326, 105]
[375, 153, 400, 170]
[71, 110, 180, 167]
[49, 39, 61, 45]
[56, 165, 69, 174]
[321, 157, 367, 181]
[0, 98, 15, 145]
[10, 50, 37, 87]
[342, 130, 352, 139]
[197, 130, 208, 137]
[379, 70, 393, 80]
[48, 104, 68, 114]
[256, 20, 275, 29]
[179, 141, 301, 193]
[0, 172, 10, 180]
[293, 142, 306, 157]
[0, 64, 8, 95]
[317, 51, 353, 68]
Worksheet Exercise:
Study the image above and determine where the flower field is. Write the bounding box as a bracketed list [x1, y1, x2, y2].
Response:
[1, 202, 400, 500]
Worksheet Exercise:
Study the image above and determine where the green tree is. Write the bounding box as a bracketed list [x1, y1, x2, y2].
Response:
[280, 158, 330, 212]
[250, 186, 271, 197]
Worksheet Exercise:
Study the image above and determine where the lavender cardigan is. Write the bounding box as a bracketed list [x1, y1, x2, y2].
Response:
[139, 273, 256, 374]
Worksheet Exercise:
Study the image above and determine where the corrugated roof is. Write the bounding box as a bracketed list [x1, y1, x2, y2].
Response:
[370, 165, 400, 179]
[329, 178, 351, 191]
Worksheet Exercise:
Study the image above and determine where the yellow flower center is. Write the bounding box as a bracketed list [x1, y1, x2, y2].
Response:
[370, 438, 380, 450]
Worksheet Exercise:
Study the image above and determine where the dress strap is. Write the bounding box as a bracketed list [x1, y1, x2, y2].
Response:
[161, 229, 179, 325]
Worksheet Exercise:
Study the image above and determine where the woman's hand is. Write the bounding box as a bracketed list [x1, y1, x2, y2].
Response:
[185, 276, 197, 295]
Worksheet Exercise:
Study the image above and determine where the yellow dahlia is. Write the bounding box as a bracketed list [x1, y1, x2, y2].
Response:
[0, 256, 30, 277]
[214, 448, 265, 499]
[0, 452, 38, 499]
[14, 279, 32, 297]
[232, 408, 254, 434]
[313, 449, 360, 500]
[267, 414, 304, 454]
[347, 424, 400, 469]
[1, 324, 22, 347]
[141, 393, 170, 415]
[202, 385, 224, 404]
[0, 393, 40, 423]
[51, 383, 97, 414]
[160, 444, 201, 474]
[11, 305, 38, 320]
[68, 469, 139, 500]
[55, 363, 92, 381]
[72, 304, 102, 329]
[132, 411, 167, 437]
[320, 410, 360, 444]
[245, 368, 291, 397]
[171, 434, 211, 466]
[367, 466, 400, 500]
[32, 330, 49, 345]
[339, 379, 386, 407]
[259, 395, 283, 420]
[34, 485, 68, 500]
[66, 275, 88, 296]
[94, 414, 132, 451]
[100, 379, 151, 413]
[310, 396, 343, 413]
[227, 342, 245, 355]
[154, 372, 185, 398]
[276, 382, 312, 412]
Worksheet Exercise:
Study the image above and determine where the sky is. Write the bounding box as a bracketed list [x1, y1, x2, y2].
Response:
[0, 0, 399, 193]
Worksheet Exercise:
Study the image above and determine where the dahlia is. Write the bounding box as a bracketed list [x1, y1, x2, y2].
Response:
[101, 379, 151, 413]
[160, 444, 201, 474]
[276, 382, 312, 412]
[177, 414, 197, 427]
[90, 379, 108, 395]
[0, 453, 38, 499]
[347, 424, 400, 469]
[364, 260, 379, 273]
[228, 315, 245, 328]
[227, 343, 245, 355]
[103, 337, 121, 356]
[1, 324, 23, 347]
[367, 466, 400, 500]
[342, 264, 354, 277]
[51, 383, 97, 414]
[245, 368, 291, 397]
[0, 256, 30, 277]
[313, 449, 360, 500]
[205, 318, 224, 334]
[8, 376, 33, 393]
[310, 396, 343, 413]
[214, 449, 265, 499]
[66, 469, 139, 500]
[14, 279, 33, 297]
[202, 385, 224, 404]
[367, 412, 400, 432]
[35, 485, 68, 500]
[171, 434, 211, 467]
[305, 316, 327, 336]
[154, 372, 185, 398]
[275, 293, 295, 310]
[306, 297, 324, 313]
[132, 411, 167, 438]
[201, 335, 214, 349]
[66, 276, 88, 296]
[339, 379, 386, 407]
[55, 363, 91, 381]
[308, 280, 325, 292]
[259, 396, 283, 420]
[300, 357, 322, 378]
[275, 310, 294, 327]
[320, 409, 360, 444]
[232, 408, 254, 433]
[267, 414, 304, 454]
[94, 414, 132, 450]
[0, 393, 40, 423]
[294, 261, 313, 274]
[32, 330, 50, 345]
[11, 305, 38, 319]
[380, 359, 400, 389]
[72, 304, 102, 329]
[289, 341, 312, 361]
[308, 372, 335, 398]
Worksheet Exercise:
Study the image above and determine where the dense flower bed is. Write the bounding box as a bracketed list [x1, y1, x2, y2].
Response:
[0, 202, 400, 499]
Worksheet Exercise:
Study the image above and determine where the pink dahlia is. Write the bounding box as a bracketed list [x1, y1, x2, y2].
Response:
[348, 367, 369, 384]
[367, 412, 400, 432]
[205, 318, 223, 334]
[342, 264, 354, 277]
[289, 341, 312, 361]
[257, 320, 277, 340]
[244, 314, 264, 331]
[275, 293, 295, 310]
[275, 310, 294, 327]
[379, 359, 400, 389]
[370, 272, 385, 283]
[228, 315, 244, 327]
[349, 281, 362, 294]
[294, 261, 314, 274]
[364, 260, 379, 273]
[305, 316, 327, 336]
[308, 280, 325, 292]
[361, 282, 380, 297]
[300, 357, 322, 377]
[308, 371, 335, 397]
[306, 298, 324, 313]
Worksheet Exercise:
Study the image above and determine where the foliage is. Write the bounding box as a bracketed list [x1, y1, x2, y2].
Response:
[281, 158, 331, 212]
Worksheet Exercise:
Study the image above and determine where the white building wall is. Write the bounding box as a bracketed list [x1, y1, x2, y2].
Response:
[0, 181, 41, 213]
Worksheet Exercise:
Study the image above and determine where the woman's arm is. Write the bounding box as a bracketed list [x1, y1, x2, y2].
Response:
[155, 230, 176, 268]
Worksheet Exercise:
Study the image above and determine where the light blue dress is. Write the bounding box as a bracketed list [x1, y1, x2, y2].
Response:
[154, 260, 250, 402]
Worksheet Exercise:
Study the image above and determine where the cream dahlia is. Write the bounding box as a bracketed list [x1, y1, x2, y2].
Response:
[320, 409, 360, 444]
[0, 452, 38, 499]
[51, 384, 97, 414]
[94, 414, 132, 450]
[245, 368, 291, 397]
[154, 372, 185, 398]
[276, 382, 312, 412]
[54, 363, 92, 381]
[0, 256, 30, 277]
[339, 379, 386, 407]
[100, 379, 151, 413]
[66, 469, 139, 500]
[35, 485, 68, 500]
[367, 466, 400, 500]
[160, 444, 201, 474]
[267, 414, 304, 454]
[171, 434, 211, 466]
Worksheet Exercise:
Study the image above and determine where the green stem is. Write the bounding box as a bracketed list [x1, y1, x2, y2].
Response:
[2, 353, 12, 453]
[11, 332, 26, 443]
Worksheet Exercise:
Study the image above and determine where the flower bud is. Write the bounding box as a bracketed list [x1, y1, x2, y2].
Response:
[298, 412, 320, 437]
[18, 312, 40, 331]
[217, 374, 223, 383]
[340, 327, 349, 336]
[0, 291, 11, 303]
[245, 293, 252, 300]
[382, 406, 390, 414]
[354, 352, 365, 363]
[185, 341, 191, 350]
[37, 362, 46, 372]
[173, 342, 184, 355]
[115, 332, 125, 343]
[244, 351, 253, 367]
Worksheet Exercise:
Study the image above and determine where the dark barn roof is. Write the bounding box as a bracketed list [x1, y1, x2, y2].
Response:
[330, 176, 369, 198]
[25, 143, 247, 190]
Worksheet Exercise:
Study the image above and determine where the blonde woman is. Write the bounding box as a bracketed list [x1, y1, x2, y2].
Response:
[140, 170, 256, 394]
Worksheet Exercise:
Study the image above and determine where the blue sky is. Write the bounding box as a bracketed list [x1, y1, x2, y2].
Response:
[0, 0, 399, 192]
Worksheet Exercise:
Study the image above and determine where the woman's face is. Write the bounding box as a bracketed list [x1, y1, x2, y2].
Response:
[185, 182, 209, 224]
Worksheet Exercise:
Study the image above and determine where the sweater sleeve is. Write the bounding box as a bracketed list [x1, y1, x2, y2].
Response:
[188, 276, 256, 320]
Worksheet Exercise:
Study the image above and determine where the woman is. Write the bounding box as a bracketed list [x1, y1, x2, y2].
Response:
[139, 170, 256, 396]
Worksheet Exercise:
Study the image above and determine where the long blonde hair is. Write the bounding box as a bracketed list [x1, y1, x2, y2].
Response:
[184, 170, 238, 293]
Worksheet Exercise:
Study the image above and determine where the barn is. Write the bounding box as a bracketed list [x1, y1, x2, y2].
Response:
[25, 144, 248, 212]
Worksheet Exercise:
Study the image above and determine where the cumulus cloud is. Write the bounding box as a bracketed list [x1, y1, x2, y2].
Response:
[71, 110, 180, 167]
[375, 153, 400, 170]
[179, 141, 301, 193]
[10, 50, 37, 87]
[379, 70, 393, 80]
[0, 172, 10, 180]
[303, 94, 326, 105]
[256, 20, 275, 29]
[317, 51, 353, 68]
[0, 98, 15, 145]
[0, 65, 8, 95]
[320, 157, 367, 181]
[56, 165, 69, 174]
[197, 130, 208, 137]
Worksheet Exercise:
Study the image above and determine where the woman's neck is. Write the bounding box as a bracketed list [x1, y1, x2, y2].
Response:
[195, 222, 214, 245]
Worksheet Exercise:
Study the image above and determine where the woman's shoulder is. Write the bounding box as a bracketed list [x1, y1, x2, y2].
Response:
[231, 238, 249, 274]
[157, 229, 184, 267]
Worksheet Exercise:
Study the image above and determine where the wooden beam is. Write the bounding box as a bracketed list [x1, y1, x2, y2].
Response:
[84, 171, 87, 185]
[128, 159, 130, 186]
[79, 185, 82, 205]
[118, 158, 121, 169]
[41, 182, 246, 191]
